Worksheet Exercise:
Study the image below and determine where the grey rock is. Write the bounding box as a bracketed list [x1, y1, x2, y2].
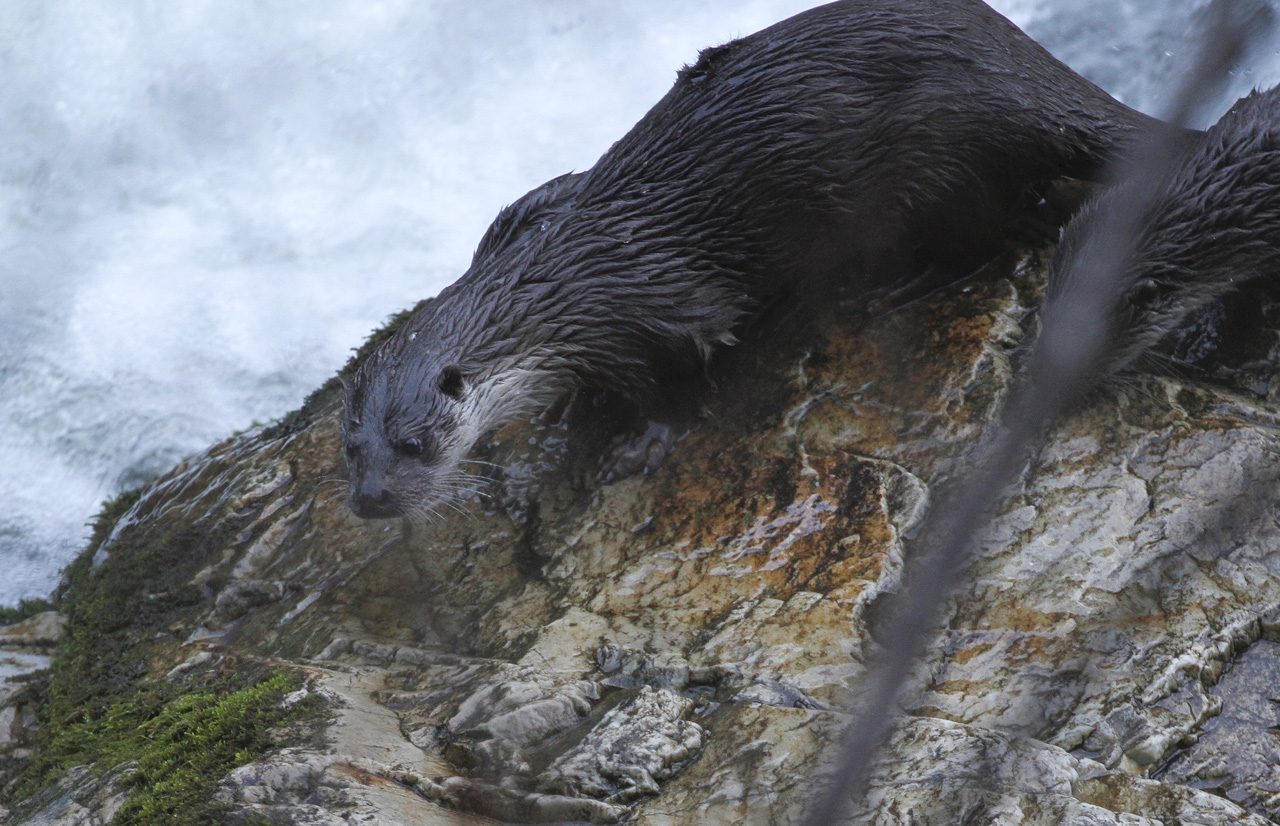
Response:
[0, 614, 65, 650]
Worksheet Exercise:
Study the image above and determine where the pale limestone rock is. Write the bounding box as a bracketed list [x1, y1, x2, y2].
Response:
[849, 717, 1274, 826]
[541, 685, 703, 802]
[214, 666, 494, 825]
[0, 614, 64, 650]
[1153, 637, 1280, 814]
[0, 650, 47, 752]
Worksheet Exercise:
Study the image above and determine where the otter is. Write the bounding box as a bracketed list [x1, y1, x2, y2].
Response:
[1047, 85, 1280, 377]
[342, 0, 1170, 520]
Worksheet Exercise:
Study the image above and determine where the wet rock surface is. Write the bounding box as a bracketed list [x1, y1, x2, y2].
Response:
[0, 612, 63, 801]
[5, 763, 134, 826]
[7, 233, 1280, 824]
[1156, 638, 1280, 814]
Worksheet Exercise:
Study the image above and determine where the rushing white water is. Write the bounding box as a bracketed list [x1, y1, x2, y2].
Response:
[0, 0, 1275, 606]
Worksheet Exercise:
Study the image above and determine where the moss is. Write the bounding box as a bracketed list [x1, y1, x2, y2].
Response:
[117, 672, 313, 825]
[10, 671, 316, 826]
[0, 598, 57, 626]
[4, 478, 309, 817]
[39, 486, 212, 743]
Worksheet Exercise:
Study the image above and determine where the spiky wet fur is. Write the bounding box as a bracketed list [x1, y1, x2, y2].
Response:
[1048, 87, 1280, 375]
[343, 0, 1163, 519]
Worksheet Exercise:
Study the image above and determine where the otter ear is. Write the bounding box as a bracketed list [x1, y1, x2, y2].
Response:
[437, 365, 465, 399]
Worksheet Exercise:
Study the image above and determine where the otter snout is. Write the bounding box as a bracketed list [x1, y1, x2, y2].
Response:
[350, 477, 400, 520]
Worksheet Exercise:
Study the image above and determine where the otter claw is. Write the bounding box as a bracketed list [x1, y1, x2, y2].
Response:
[598, 421, 678, 484]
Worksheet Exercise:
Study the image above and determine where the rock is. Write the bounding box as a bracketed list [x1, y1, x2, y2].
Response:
[0, 614, 65, 650]
[8, 228, 1280, 823]
[6, 764, 133, 826]
[849, 717, 1273, 826]
[1153, 638, 1280, 813]
[0, 613, 62, 795]
[539, 685, 704, 802]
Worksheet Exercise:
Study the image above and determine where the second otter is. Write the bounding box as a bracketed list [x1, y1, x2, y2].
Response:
[1047, 86, 1280, 377]
[343, 0, 1167, 519]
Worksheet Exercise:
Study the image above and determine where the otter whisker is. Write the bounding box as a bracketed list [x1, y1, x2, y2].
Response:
[435, 475, 490, 495]
[402, 503, 432, 531]
[458, 458, 503, 470]
[441, 501, 472, 519]
[431, 471, 494, 503]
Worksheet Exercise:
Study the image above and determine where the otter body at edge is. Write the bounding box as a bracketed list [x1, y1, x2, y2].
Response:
[1047, 85, 1280, 377]
[343, 0, 1166, 520]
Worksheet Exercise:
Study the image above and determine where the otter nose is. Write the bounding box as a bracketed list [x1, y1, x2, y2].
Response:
[351, 484, 398, 520]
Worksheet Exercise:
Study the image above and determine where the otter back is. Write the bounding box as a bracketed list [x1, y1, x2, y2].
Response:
[343, 0, 1167, 519]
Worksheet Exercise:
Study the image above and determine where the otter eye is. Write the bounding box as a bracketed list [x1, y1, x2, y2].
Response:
[344, 442, 359, 458]
[438, 365, 464, 400]
[397, 437, 424, 457]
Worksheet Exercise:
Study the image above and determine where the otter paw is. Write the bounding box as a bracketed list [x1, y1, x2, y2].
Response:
[597, 421, 678, 484]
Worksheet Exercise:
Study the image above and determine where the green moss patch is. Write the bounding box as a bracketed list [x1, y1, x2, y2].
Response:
[0, 598, 56, 627]
[12, 671, 313, 826]
[119, 672, 309, 825]
[5, 479, 322, 821]
[40, 485, 208, 742]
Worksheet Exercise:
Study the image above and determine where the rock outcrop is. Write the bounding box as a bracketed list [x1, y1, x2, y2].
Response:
[5, 216, 1280, 824]
[0, 611, 62, 816]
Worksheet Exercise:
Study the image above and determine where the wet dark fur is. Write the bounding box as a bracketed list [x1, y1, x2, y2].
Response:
[1048, 86, 1280, 375]
[343, 0, 1165, 520]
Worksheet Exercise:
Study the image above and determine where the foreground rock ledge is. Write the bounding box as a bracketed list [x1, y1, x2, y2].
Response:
[8, 239, 1280, 825]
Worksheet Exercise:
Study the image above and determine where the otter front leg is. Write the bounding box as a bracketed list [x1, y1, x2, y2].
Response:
[561, 376, 705, 487]
[597, 420, 682, 484]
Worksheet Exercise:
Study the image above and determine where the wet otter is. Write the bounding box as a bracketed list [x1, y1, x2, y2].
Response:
[1047, 85, 1280, 377]
[343, 0, 1168, 520]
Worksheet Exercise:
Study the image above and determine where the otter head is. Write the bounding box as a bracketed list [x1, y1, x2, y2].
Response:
[339, 170, 590, 520]
[341, 340, 478, 521]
